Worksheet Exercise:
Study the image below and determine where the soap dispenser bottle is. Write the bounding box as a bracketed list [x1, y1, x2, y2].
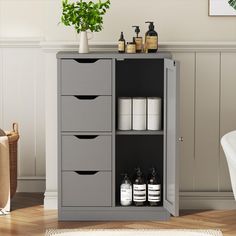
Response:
[133, 168, 146, 206]
[132, 26, 143, 53]
[120, 173, 132, 206]
[118, 32, 126, 53]
[145, 21, 158, 53]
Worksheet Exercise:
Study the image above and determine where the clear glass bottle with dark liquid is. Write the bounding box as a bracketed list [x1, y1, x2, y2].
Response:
[133, 168, 146, 206]
[147, 168, 161, 206]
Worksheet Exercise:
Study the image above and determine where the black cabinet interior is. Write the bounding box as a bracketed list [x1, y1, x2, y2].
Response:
[115, 59, 164, 97]
[115, 59, 164, 207]
[115, 135, 163, 206]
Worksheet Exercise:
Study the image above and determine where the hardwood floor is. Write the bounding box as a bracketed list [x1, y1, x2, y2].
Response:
[0, 193, 236, 236]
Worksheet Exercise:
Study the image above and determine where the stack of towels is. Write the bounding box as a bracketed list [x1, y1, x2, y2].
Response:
[0, 130, 10, 215]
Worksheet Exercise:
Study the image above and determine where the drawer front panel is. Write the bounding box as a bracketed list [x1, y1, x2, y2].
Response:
[62, 135, 111, 171]
[61, 59, 111, 95]
[62, 171, 112, 207]
[61, 96, 112, 131]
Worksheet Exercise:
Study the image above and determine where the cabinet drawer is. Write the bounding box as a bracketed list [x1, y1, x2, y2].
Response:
[62, 135, 111, 171]
[61, 59, 111, 95]
[61, 96, 111, 132]
[62, 171, 111, 207]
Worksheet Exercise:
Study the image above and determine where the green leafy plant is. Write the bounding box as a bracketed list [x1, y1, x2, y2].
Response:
[61, 0, 111, 34]
[229, 0, 236, 10]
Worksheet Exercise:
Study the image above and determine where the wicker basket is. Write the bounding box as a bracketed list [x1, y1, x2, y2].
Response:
[4, 123, 20, 199]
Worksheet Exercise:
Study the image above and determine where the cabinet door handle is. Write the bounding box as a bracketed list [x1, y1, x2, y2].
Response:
[74, 96, 98, 100]
[75, 171, 99, 175]
[178, 137, 184, 142]
[74, 59, 98, 64]
[75, 135, 98, 139]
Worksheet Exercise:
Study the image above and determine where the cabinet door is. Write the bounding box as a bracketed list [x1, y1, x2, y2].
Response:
[164, 59, 179, 216]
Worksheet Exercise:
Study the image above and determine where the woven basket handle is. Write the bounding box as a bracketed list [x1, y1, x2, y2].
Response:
[13, 123, 19, 134]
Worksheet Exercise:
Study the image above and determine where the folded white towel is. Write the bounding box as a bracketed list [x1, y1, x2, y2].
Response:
[0, 135, 10, 213]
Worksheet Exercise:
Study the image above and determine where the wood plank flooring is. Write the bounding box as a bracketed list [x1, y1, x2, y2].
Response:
[0, 193, 236, 236]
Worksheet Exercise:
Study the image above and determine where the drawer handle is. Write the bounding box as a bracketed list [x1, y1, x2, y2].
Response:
[75, 135, 98, 139]
[74, 96, 98, 100]
[75, 171, 98, 175]
[74, 59, 98, 64]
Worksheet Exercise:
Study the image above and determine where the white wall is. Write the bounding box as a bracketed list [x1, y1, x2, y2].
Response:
[0, 45, 45, 192]
[0, 0, 236, 42]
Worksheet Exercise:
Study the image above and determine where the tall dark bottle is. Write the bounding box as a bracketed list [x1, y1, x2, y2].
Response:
[118, 32, 126, 53]
[145, 21, 158, 53]
[147, 168, 161, 206]
[133, 168, 146, 206]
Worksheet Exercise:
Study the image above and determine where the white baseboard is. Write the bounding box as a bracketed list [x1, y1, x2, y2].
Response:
[17, 176, 45, 192]
[44, 191, 58, 209]
[180, 192, 236, 210]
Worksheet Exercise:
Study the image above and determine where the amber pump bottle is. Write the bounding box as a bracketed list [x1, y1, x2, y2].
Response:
[118, 32, 125, 53]
[132, 26, 143, 53]
[145, 21, 158, 53]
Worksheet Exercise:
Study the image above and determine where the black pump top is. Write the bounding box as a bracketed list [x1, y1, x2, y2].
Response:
[150, 167, 157, 176]
[145, 21, 155, 30]
[136, 167, 142, 177]
[132, 26, 140, 37]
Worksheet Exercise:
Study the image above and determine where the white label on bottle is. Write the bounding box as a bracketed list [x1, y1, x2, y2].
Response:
[149, 196, 161, 202]
[148, 184, 161, 191]
[148, 184, 161, 202]
[120, 184, 132, 205]
[133, 184, 146, 202]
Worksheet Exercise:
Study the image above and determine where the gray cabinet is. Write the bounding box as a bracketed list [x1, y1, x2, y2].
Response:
[57, 52, 179, 221]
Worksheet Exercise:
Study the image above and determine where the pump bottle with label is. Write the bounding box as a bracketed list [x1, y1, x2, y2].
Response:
[145, 21, 158, 53]
[132, 26, 143, 53]
[133, 168, 146, 206]
[147, 168, 161, 206]
[120, 174, 132, 206]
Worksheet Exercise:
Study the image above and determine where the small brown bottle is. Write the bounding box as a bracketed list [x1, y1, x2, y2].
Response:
[118, 32, 125, 53]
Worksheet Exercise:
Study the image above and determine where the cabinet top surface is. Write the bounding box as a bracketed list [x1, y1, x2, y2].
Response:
[57, 51, 172, 59]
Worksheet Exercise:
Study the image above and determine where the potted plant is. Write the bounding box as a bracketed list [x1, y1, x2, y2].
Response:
[61, 0, 111, 53]
[228, 0, 236, 10]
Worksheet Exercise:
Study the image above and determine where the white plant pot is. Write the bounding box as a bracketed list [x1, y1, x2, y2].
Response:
[79, 31, 89, 53]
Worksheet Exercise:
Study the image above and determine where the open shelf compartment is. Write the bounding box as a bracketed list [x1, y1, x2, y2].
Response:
[115, 59, 165, 208]
[115, 135, 163, 207]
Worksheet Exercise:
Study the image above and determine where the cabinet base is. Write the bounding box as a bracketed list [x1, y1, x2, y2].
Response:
[59, 207, 170, 221]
